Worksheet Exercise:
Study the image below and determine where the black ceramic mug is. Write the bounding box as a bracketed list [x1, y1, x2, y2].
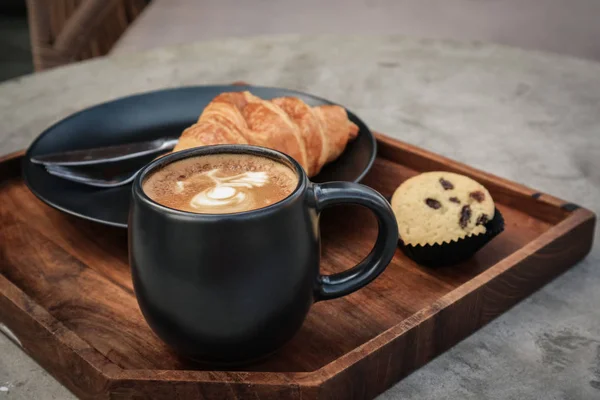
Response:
[129, 145, 398, 364]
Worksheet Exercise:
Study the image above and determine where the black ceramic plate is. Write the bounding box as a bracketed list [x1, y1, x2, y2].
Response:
[23, 85, 376, 228]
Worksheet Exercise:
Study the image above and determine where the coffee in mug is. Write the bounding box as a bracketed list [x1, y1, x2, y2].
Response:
[143, 153, 298, 214]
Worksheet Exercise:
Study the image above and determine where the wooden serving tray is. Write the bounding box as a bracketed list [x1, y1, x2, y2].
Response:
[0, 134, 595, 400]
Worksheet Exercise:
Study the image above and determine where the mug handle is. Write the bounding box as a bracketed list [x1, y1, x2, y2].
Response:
[312, 182, 399, 301]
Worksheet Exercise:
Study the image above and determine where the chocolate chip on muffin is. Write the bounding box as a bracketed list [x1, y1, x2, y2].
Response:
[459, 205, 472, 229]
[470, 191, 486, 203]
[476, 214, 489, 226]
[439, 177, 454, 190]
[425, 198, 442, 209]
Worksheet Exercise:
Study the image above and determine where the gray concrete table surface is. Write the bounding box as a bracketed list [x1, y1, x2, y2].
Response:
[113, 0, 600, 61]
[0, 35, 599, 399]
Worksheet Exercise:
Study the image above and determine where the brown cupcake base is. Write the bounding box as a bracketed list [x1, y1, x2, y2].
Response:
[399, 208, 505, 267]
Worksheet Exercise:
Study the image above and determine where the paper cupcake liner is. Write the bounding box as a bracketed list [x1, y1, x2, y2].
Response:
[399, 208, 505, 267]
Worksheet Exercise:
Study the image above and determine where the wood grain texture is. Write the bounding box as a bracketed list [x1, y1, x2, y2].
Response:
[0, 135, 595, 399]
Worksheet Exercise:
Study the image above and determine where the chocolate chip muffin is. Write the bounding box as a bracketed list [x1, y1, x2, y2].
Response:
[391, 171, 503, 266]
[391, 172, 495, 245]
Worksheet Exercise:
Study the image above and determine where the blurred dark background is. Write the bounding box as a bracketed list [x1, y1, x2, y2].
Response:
[0, 0, 32, 80]
[1, 0, 600, 83]
[0, 0, 146, 81]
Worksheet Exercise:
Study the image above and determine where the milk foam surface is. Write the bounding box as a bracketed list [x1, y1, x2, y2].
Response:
[143, 153, 298, 214]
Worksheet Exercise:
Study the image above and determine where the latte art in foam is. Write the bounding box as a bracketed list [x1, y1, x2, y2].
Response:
[187, 170, 269, 212]
[143, 153, 298, 214]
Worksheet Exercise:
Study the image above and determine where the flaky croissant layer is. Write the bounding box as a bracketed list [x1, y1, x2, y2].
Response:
[172, 91, 359, 176]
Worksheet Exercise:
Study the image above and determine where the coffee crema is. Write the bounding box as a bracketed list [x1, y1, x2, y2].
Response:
[143, 153, 298, 214]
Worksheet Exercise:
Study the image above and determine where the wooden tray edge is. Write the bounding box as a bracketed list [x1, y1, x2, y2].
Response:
[0, 149, 24, 163]
[0, 150, 24, 178]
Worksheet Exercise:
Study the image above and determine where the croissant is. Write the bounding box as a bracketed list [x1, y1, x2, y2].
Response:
[173, 91, 359, 176]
